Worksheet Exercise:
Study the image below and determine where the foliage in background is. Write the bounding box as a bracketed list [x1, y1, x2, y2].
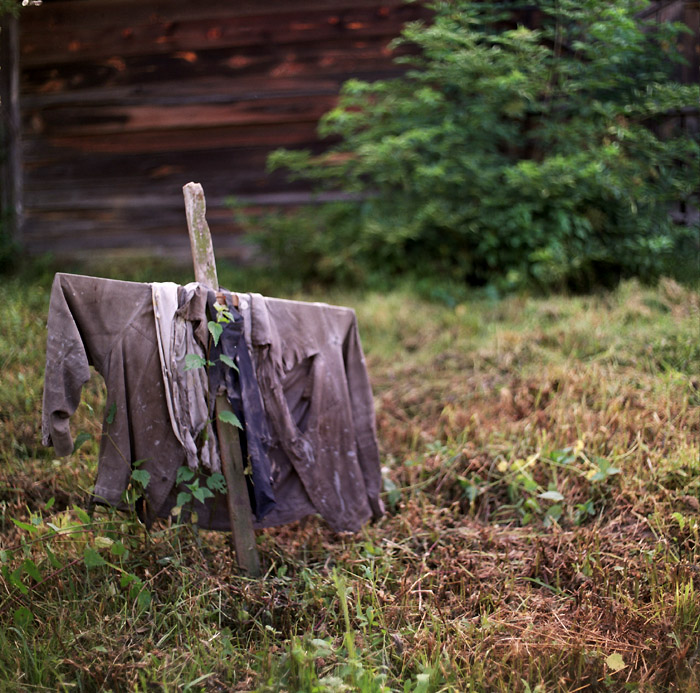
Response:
[248, 0, 699, 291]
[0, 0, 20, 17]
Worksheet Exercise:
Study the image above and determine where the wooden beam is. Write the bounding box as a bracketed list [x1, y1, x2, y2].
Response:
[183, 182, 219, 289]
[182, 181, 261, 577]
[0, 14, 22, 241]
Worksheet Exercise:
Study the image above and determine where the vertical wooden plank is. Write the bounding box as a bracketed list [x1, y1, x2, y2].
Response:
[214, 394, 262, 576]
[0, 14, 22, 241]
[182, 181, 261, 577]
[183, 182, 219, 289]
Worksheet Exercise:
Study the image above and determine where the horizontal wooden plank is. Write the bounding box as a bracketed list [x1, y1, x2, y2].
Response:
[22, 224, 249, 256]
[26, 119, 327, 153]
[21, 38, 415, 103]
[25, 94, 339, 135]
[24, 188, 361, 212]
[22, 77, 341, 108]
[23, 175, 307, 207]
[21, 0, 415, 31]
[21, 5, 427, 66]
[21, 186, 360, 250]
[23, 140, 272, 173]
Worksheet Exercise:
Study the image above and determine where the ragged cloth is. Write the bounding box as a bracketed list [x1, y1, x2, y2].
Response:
[42, 273, 384, 532]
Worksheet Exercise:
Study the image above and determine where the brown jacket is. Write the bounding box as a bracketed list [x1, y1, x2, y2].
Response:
[42, 273, 184, 522]
[244, 293, 384, 532]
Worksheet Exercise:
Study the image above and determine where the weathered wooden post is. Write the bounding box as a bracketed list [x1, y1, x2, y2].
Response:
[182, 181, 261, 577]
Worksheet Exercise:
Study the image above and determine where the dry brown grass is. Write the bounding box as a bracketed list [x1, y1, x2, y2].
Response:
[0, 273, 698, 691]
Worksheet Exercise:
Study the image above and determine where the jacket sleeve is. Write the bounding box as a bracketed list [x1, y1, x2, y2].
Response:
[343, 313, 385, 520]
[41, 274, 93, 456]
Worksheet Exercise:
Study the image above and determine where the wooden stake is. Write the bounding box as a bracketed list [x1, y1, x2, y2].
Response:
[182, 182, 261, 577]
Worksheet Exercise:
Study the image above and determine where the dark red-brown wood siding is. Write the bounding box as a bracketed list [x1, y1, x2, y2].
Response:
[18, 0, 430, 257]
[12, 1, 699, 256]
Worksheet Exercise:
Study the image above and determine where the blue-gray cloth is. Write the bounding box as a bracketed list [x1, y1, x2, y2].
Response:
[206, 290, 276, 521]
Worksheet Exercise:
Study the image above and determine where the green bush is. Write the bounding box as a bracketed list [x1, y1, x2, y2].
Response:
[249, 0, 699, 291]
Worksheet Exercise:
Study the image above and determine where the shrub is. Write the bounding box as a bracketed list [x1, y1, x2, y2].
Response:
[249, 0, 699, 291]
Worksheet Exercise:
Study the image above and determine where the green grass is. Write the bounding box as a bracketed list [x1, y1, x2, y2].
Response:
[1, 262, 698, 692]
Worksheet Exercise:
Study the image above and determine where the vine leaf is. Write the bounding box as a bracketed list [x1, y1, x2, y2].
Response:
[130, 469, 151, 489]
[83, 547, 106, 569]
[72, 432, 92, 454]
[13, 607, 34, 629]
[176, 466, 195, 484]
[105, 402, 117, 425]
[208, 321, 223, 346]
[219, 353, 239, 372]
[176, 491, 191, 508]
[191, 486, 214, 503]
[206, 473, 227, 494]
[218, 410, 243, 429]
[184, 353, 207, 371]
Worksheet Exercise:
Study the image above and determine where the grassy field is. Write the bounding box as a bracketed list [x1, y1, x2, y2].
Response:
[0, 261, 698, 692]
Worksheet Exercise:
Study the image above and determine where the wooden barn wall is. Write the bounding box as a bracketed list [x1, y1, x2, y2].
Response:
[15, 1, 700, 257]
[18, 0, 430, 257]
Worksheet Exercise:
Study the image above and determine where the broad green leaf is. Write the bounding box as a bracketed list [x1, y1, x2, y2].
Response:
[208, 320, 223, 346]
[214, 304, 234, 323]
[73, 504, 91, 525]
[13, 606, 34, 629]
[10, 567, 28, 595]
[136, 588, 152, 610]
[83, 547, 106, 569]
[72, 432, 92, 454]
[176, 466, 195, 484]
[110, 541, 126, 557]
[44, 497, 55, 510]
[105, 402, 117, 425]
[218, 410, 243, 429]
[184, 353, 207, 371]
[130, 469, 151, 489]
[22, 558, 41, 582]
[206, 473, 227, 494]
[606, 653, 626, 672]
[191, 486, 214, 503]
[120, 573, 136, 588]
[218, 354, 239, 372]
[176, 491, 192, 508]
[544, 504, 563, 526]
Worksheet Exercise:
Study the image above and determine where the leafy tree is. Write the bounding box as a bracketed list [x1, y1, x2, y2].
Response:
[252, 0, 699, 290]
